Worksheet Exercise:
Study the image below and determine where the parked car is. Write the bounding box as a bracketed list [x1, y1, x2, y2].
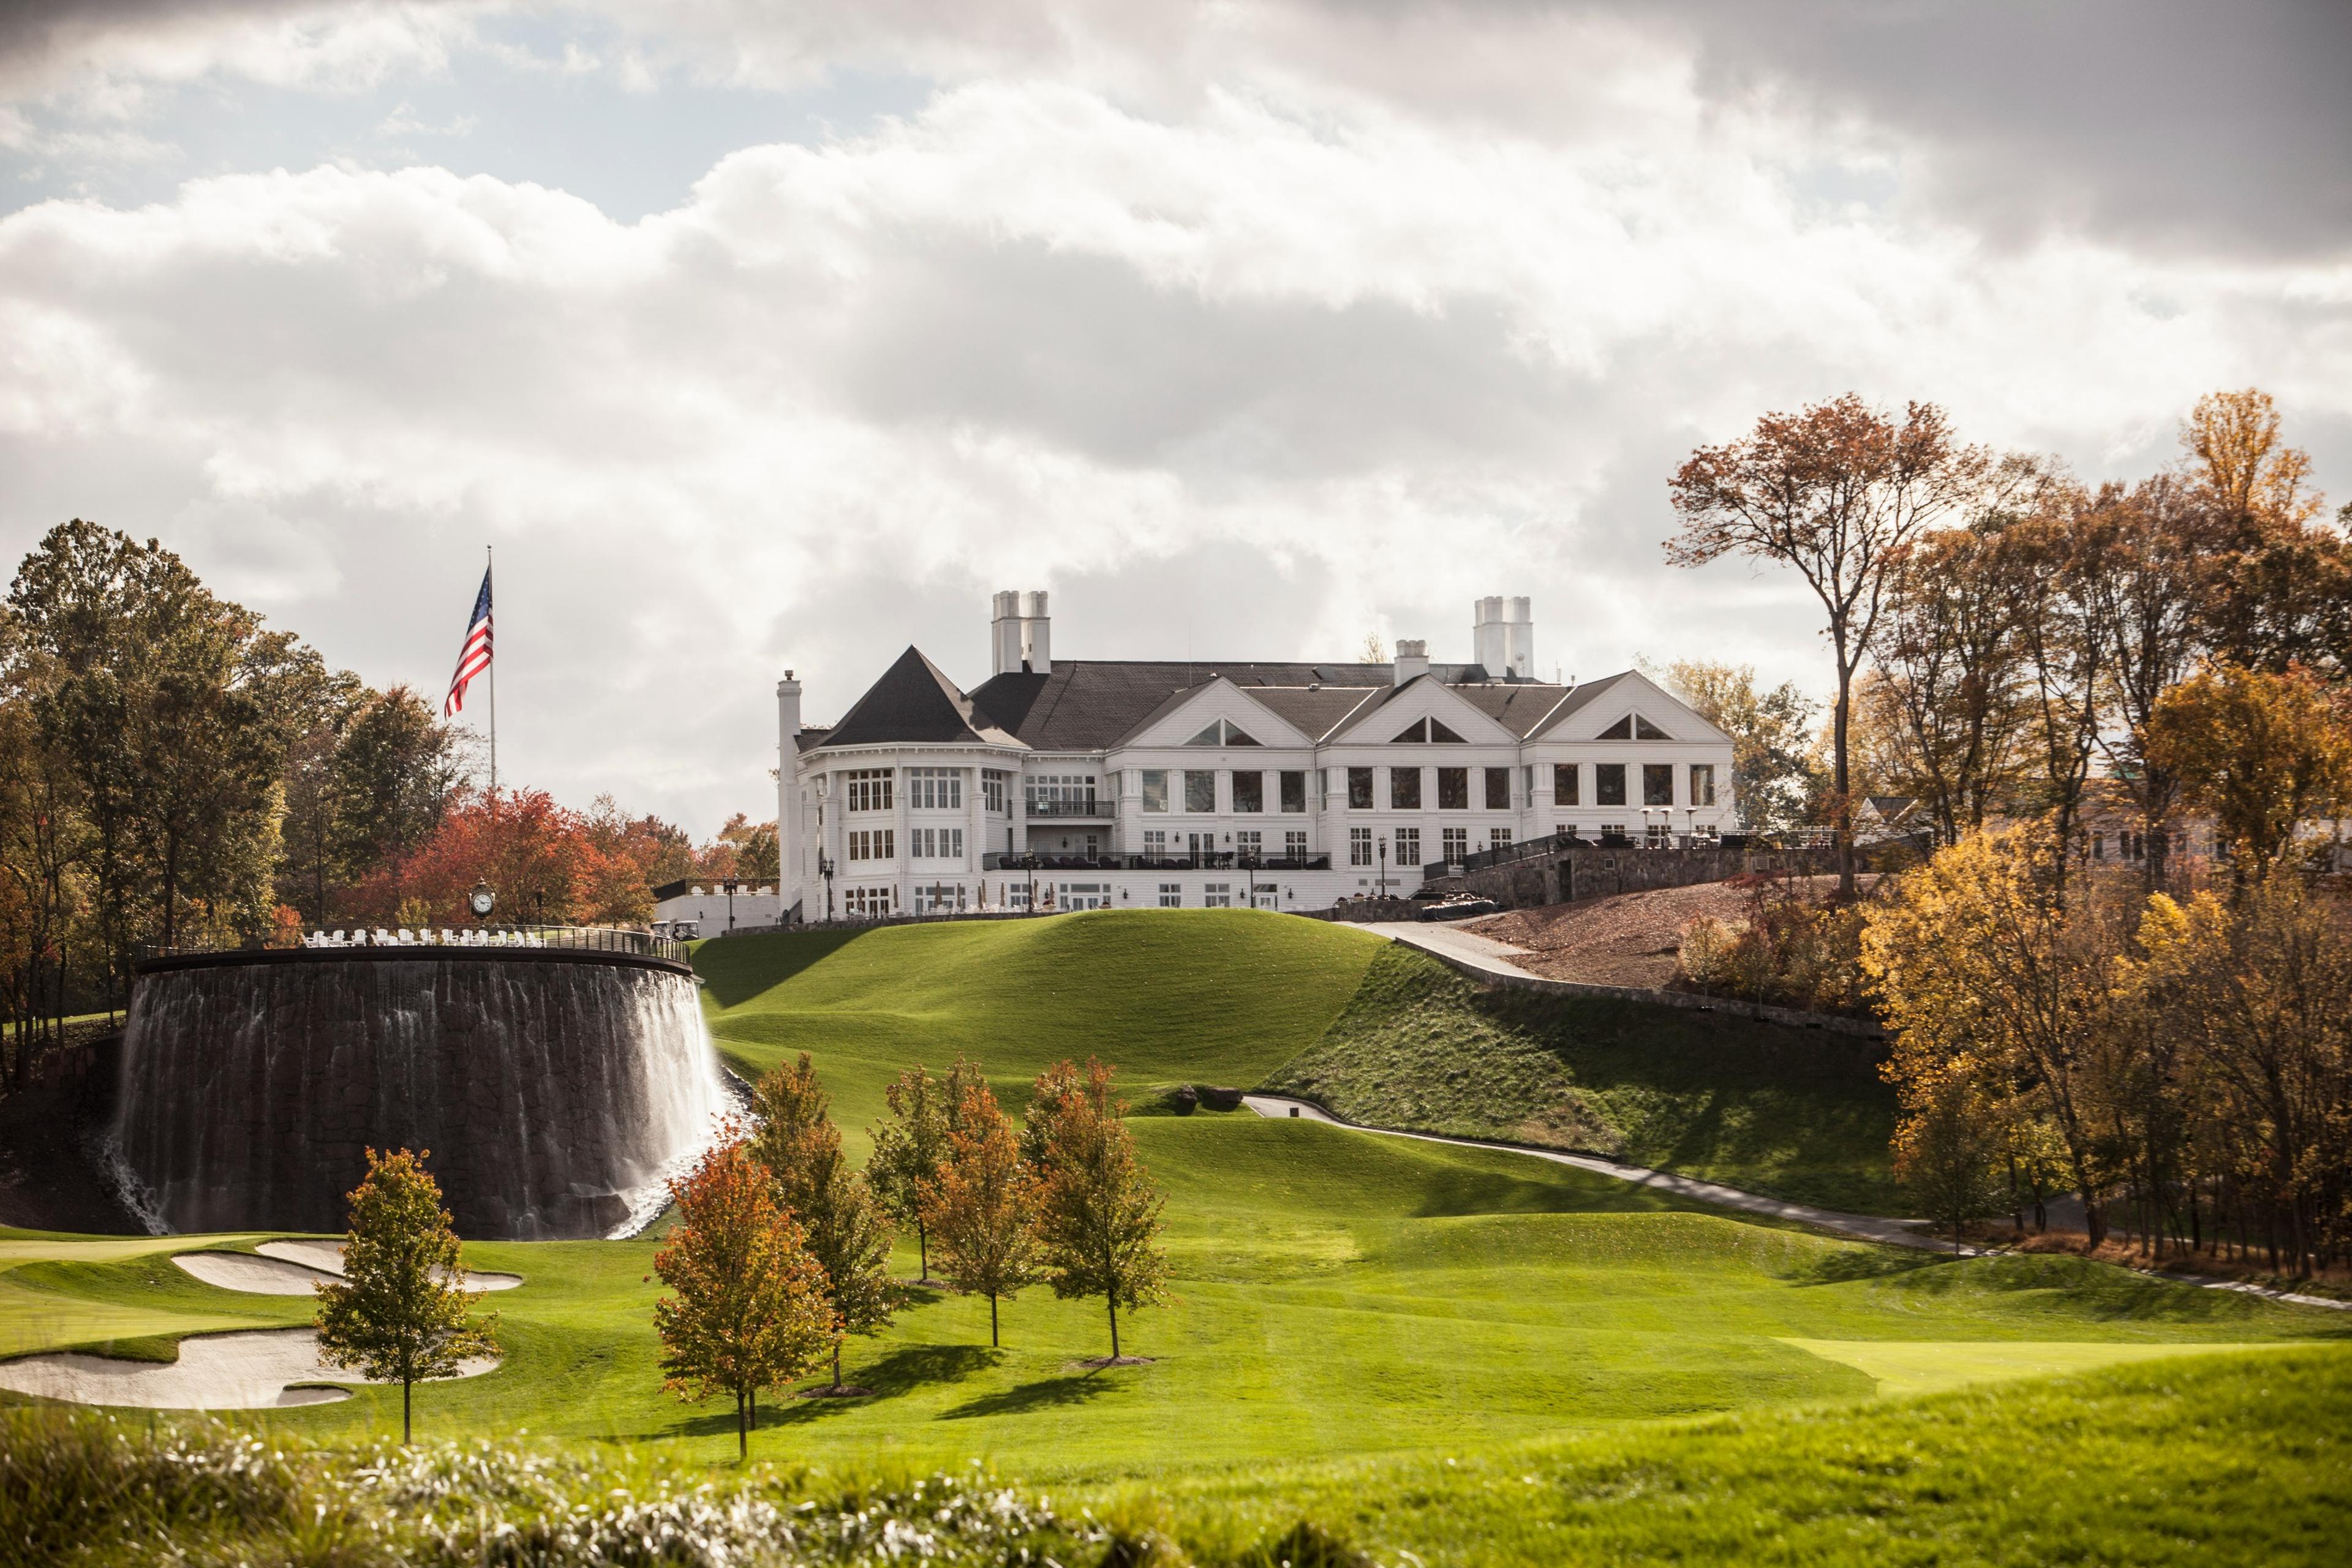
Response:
[1418, 896, 1498, 922]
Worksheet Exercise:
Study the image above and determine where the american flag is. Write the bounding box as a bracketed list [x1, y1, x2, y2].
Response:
[443, 567, 494, 718]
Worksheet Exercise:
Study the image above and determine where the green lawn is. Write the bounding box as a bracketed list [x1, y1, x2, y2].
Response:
[0, 911, 2342, 1495]
[1268, 943, 1904, 1213]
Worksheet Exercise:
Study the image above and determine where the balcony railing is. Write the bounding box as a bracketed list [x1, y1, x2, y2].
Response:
[1023, 797, 1111, 818]
[984, 851, 1332, 873]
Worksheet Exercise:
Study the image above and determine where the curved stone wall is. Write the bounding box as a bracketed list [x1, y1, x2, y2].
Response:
[114, 951, 728, 1239]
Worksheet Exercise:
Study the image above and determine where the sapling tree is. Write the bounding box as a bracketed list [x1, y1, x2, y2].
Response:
[747, 1054, 897, 1391]
[1890, 1063, 2005, 1249]
[314, 1147, 499, 1445]
[1031, 1058, 1168, 1362]
[652, 1125, 838, 1459]
[920, 1079, 1041, 1348]
[865, 1058, 979, 1283]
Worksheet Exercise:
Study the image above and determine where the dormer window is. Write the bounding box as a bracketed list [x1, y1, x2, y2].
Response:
[1597, 714, 1672, 741]
[1392, 717, 1467, 743]
[1186, 719, 1260, 746]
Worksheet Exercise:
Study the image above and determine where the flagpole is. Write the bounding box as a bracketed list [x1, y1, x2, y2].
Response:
[486, 544, 497, 805]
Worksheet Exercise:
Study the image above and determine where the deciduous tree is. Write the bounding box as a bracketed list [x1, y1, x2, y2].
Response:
[1659, 662, 1823, 835]
[1029, 1058, 1168, 1361]
[920, 1079, 1040, 1348]
[652, 1128, 838, 1458]
[1667, 396, 1992, 894]
[867, 1058, 979, 1281]
[2146, 665, 2352, 874]
[314, 1147, 499, 1445]
[747, 1054, 897, 1390]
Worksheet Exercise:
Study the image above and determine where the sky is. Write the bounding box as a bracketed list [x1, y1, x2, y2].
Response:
[2, 1, 2348, 834]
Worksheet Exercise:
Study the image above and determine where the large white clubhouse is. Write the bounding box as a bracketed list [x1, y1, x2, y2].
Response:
[773, 593, 1738, 919]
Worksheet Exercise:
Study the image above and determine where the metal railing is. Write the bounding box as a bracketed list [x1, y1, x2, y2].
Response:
[1023, 797, 1111, 818]
[141, 924, 690, 967]
[983, 851, 1332, 872]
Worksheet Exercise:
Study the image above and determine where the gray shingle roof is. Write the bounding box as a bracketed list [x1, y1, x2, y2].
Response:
[812, 646, 1020, 750]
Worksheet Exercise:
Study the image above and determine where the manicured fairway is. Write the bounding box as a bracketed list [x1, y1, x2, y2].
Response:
[1, 911, 2343, 1486]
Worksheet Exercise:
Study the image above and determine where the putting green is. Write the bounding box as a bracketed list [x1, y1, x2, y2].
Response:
[1781, 1337, 2299, 1396]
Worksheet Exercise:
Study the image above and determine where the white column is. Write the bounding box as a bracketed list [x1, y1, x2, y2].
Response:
[776, 673, 802, 921]
[892, 761, 910, 911]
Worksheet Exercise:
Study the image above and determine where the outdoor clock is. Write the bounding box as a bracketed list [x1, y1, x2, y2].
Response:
[469, 884, 496, 919]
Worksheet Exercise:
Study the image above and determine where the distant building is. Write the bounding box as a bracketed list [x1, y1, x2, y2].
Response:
[771, 593, 1738, 919]
[650, 878, 782, 938]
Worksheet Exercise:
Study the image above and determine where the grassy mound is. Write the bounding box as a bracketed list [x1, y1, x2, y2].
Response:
[1265, 946, 1902, 1213]
[7, 1347, 2346, 1566]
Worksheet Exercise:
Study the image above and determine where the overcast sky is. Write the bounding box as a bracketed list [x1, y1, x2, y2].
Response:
[4, 1, 2347, 834]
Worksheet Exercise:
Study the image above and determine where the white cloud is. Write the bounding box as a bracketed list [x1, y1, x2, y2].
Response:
[1, 7, 2347, 831]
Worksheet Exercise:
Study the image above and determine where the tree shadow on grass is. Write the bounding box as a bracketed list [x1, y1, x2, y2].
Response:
[857, 1343, 998, 1397]
[939, 1370, 1115, 1421]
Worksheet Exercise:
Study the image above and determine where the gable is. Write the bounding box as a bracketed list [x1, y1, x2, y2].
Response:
[1112, 677, 1316, 751]
[1532, 670, 1733, 745]
[1328, 676, 1519, 747]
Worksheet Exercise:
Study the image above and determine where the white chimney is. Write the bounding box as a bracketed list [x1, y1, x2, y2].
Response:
[992, 589, 1052, 674]
[1472, 595, 1534, 678]
[776, 671, 803, 923]
[1504, 595, 1533, 678]
[1472, 596, 1506, 674]
[1019, 589, 1051, 674]
[990, 590, 1023, 675]
[1393, 638, 1429, 685]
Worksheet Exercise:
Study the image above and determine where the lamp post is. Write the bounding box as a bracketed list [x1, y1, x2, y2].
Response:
[723, 878, 738, 932]
[1376, 834, 1389, 900]
[818, 853, 835, 922]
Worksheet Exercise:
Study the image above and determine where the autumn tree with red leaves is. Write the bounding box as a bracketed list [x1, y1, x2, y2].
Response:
[652, 1125, 838, 1459]
[1028, 1058, 1167, 1362]
[919, 1079, 1040, 1349]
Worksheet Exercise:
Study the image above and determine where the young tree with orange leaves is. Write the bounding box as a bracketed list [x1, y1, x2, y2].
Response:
[652, 1125, 838, 1459]
[747, 1054, 897, 1392]
[1666, 395, 1993, 895]
[920, 1080, 1040, 1349]
[1028, 1058, 1167, 1362]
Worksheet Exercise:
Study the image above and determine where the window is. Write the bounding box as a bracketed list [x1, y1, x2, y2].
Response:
[848, 828, 895, 862]
[1556, 823, 1577, 841]
[845, 886, 894, 917]
[1596, 763, 1627, 806]
[1553, 763, 1580, 805]
[1490, 827, 1512, 851]
[1437, 767, 1469, 809]
[1643, 763, 1675, 807]
[1442, 827, 1468, 861]
[1142, 769, 1169, 812]
[1057, 882, 1109, 911]
[1233, 771, 1264, 813]
[1007, 883, 1030, 910]
[1647, 823, 1673, 848]
[1185, 770, 1216, 813]
[1026, 774, 1098, 813]
[846, 769, 893, 812]
[1284, 829, 1307, 858]
[1349, 827, 1373, 866]
[1186, 719, 1260, 746]
[2092, 833, 2106, 861]
[1690, 764, 1716, 807]
[1280, 771, 1307, 813]
[1203, 883, 1233, 908]
[1600, 823, 1626, 842]
[981, 769, 1009, 813]
[907, 767, 963, 809]
[1390, 766, 1422, 809]
[1237, 829, 1262, 858]
[1395, 827, 1420, 865]
[1158, 883, 1183, 907]
[1597, 714, 1673, 741]
[1144, 829, 1167, 857]
[911, 827, 963, 860]
[1483, 767, 1511, 810]
[1348, 767, 1374, 809]
[1391, 716, 1468, 742]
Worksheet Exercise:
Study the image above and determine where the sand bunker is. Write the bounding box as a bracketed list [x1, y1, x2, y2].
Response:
[0, 1327, 498, 1409]
[172, 1251, 337, 1295]
[256, 1239, 522, 1292]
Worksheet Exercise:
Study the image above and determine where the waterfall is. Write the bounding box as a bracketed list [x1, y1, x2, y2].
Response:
[113, 955, 728, 1240]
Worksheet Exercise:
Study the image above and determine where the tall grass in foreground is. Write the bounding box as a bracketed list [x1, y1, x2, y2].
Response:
[6, 1346, 2346, 1566]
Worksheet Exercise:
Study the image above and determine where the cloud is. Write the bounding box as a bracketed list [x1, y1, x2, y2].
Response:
[0, 8, 2346, 829]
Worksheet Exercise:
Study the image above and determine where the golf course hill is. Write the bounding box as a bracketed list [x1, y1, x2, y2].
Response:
[2, 907, 2345, 1564]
